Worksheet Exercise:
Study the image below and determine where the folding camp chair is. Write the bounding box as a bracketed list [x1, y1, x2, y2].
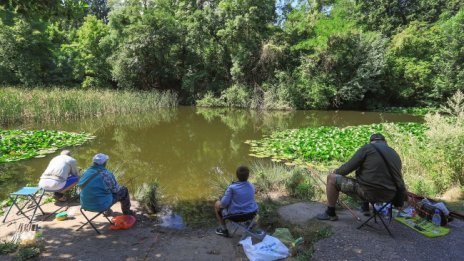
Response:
[357, 201, 394, 237]
[76, 207, 114, 234]
[224, 212, 265, 240]
[2, 187, 45, 223]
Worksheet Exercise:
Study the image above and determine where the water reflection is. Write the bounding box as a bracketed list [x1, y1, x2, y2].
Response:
[1, 107, 421, 201]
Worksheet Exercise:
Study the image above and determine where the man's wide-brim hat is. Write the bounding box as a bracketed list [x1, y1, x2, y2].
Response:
[93, 153, 109, 165]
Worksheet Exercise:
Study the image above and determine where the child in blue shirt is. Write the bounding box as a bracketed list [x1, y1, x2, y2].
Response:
[214, 166, 258, 237]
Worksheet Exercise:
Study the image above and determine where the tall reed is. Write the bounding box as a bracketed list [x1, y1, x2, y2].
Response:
[0, 86, 178, 125]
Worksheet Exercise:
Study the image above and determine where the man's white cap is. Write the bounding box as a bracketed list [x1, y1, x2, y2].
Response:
[93, 153, 109, 165]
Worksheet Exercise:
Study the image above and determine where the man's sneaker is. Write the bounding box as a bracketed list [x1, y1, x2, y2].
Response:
[316, 211, 338, 221]
[215, 227, 229, 237]
[54, 193, 67, 202]
[360, 202, 371, 216]
[104, 209, 114, 217]
[123, 210, 135, 216]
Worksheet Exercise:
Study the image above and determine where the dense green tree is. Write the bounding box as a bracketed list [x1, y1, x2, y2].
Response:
[216, 0, 275, 85]
[86, 0, 110, 23]
[0, 0, 462, 109]
[0, 16, 54, 85]
[385, 22, 438, 104]
[62, 15, 112, 88]
[355, 0, 464, 36]
[298, 31, 387, 108]
[109, 0, 183, 90]
[433, 9, 464, 99]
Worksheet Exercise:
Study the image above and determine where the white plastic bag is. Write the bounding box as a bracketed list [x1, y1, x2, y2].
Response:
[239, 235, 289, 261]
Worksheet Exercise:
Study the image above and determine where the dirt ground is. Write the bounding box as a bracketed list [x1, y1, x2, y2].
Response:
[1, 200, 463, 260]
[0, 200, 248, 260]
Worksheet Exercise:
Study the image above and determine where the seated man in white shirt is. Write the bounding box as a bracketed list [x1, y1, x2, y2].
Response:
[38, 150, 79, 201]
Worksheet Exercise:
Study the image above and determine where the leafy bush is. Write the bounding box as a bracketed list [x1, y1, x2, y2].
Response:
[387, 91, 464, 196]
[252, 71, 295, 110]
[195, 92, 225, 107]
[220, 84, 250, 108]
[285, 169, 315, 200]
[249, 161, 316, 200]
[15, 246, 41, 261]
[250, 161, 291, 194]
[296, 31, 387, 108]
[0, 242, 17, 255]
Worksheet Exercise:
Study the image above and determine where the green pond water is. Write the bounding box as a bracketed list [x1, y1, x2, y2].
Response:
[0, 107, 421, 201]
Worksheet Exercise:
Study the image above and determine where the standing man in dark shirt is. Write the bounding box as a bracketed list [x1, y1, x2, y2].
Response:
[317, 134, 406, 221]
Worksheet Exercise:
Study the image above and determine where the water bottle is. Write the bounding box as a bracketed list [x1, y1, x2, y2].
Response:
[383, 203, 391, 219]
[431, 209, 441, 234]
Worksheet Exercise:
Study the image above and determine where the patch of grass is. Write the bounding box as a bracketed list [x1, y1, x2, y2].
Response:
[0, 86, 178, 125]
[249, 161, 319, 199]
[135, 181, 162, 214]
[15, 245, 42, 261]
[0, 198, 14, 216]
[0, 242, 43, 261]
[0, 242, 18, 255]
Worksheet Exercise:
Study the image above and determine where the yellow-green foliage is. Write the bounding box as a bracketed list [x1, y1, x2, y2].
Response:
[0, 86, 177, 124]
[249, 161, 317, 200]
[388, 91, 464, 196]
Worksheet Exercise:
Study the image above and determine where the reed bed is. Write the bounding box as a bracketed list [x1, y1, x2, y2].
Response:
[0, 86, 178, 124]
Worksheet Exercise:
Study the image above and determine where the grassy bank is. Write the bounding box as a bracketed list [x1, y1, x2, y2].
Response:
[246, 91, 464, 197]
[165, 162, 327, 258]
[0, 86, 178, 124]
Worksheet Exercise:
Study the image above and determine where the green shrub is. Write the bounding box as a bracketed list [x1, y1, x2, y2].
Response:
[15, 246, 41, 261]
[135, 182, 161, 214]
[221, 84, 250, 108]
[250, 161, 291, 195]
[387, 91, 464, 196]
[195, 92, 225, 107]
[285, 169, 315, 201]
[0, 242, 17, 255]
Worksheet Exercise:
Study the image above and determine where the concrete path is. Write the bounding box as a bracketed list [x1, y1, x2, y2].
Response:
[278, 202, 464, 261]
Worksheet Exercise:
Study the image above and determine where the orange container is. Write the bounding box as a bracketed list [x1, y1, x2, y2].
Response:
[110, 215, 136, 230]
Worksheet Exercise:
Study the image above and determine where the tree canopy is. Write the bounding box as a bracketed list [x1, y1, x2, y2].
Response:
[1, 0, 463, 109]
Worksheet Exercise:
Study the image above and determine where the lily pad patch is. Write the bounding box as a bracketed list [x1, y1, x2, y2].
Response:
[246, 123, 427, 165]
[0, 130, 94, 163]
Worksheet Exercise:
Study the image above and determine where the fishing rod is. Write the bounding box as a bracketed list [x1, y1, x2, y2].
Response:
[305, 165, 362, 222]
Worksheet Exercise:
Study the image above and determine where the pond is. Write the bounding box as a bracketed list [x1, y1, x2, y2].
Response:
[0, 107, 421, 201]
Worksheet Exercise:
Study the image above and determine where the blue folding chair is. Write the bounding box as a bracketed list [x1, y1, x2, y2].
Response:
[2, 187, 45, 223]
